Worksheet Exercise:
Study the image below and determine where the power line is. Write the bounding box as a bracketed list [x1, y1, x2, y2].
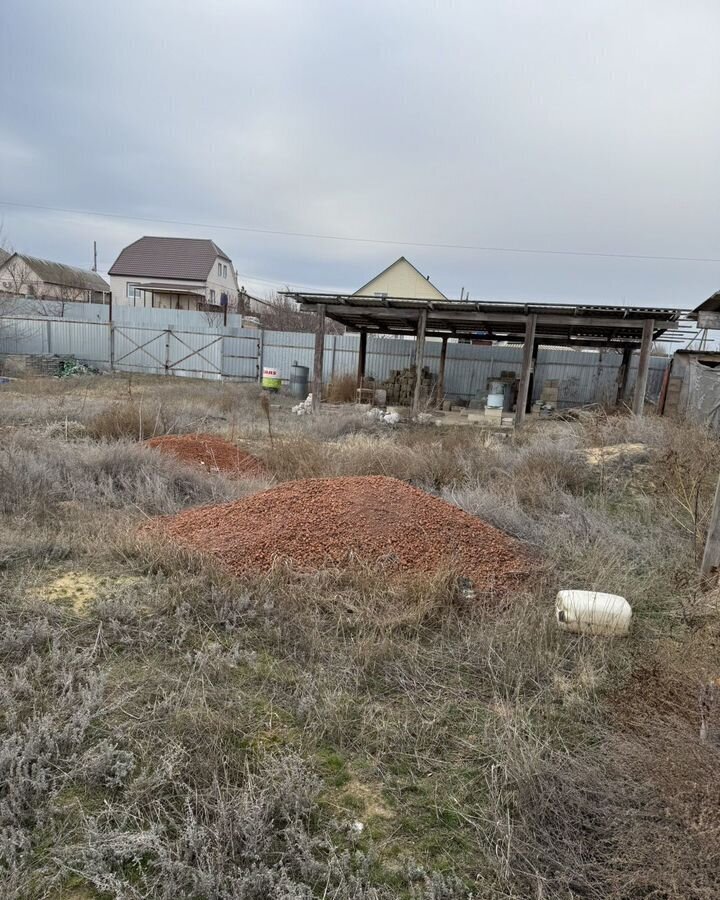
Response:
[2, 198, 720, 265]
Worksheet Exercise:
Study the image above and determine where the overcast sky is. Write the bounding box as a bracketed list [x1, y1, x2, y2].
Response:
[1, 0, 719, 307]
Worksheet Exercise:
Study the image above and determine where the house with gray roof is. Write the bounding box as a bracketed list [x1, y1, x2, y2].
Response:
[0, 252, 109, 303]
[108, 236, 239, 312]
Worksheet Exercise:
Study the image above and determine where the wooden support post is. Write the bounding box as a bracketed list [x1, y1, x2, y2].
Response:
[515, 313, 537, 427]
[701, 471, 720, 581]
[436, 335, 448, 407]
[357, 329, 367, 388]
[412, 309, 428, 414]
[312, 304, 325, 414]
[592, 347, 605, 404]
[616, 346, 632, 407]
[632, 319, 654, 416]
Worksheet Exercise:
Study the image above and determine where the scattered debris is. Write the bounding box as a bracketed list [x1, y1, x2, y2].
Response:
[145, 433, 266, 477]
[583, 443, 649, 466]
[292, 393, 314, 415]
[147, 475, 530, 592]
[365, 407, 401, 426]
[58, 358, 98, 377]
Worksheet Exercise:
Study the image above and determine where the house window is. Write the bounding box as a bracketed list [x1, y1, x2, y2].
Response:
[217, 263, 222, 276]
[210, 289, 216, 302]
[126, 282, 142, 303]
[223, 264, 227, 278]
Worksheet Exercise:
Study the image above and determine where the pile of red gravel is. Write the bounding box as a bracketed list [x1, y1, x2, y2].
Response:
[145, 434, 265, 477]
[149, 475, 529, 591]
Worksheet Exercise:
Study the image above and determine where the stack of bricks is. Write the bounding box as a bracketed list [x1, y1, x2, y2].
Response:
[539, 380, 560, 408]
[382, 365, 435, 405]
[0, 354, 66, 377]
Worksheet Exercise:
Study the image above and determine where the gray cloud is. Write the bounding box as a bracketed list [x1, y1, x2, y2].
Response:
[2, 0, 719, 305]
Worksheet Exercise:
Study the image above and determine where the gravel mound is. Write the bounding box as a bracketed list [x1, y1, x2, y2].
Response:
[149, 475, 529, 591]
[145, 434, 265, 477]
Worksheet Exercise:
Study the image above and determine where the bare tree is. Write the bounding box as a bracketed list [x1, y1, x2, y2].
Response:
[0, 256, 36, 298]
[36, 282, 89, 318]
[254, 291, 343, 334]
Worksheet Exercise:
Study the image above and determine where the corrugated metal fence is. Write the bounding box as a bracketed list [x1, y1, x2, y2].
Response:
[0, 311, 670, 406]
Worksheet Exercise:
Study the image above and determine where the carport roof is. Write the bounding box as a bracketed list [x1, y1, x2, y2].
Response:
[285, 291, 688, 348]
[137, 282, 206, 295]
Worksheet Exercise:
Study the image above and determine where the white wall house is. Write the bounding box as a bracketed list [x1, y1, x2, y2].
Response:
[0, 253, 109, 304]
[353, 257, 448, 341]
[353, 256, 448, 302]
[109, 236, 239, 312]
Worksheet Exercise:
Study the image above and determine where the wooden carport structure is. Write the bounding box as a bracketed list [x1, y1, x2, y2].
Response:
[283, 292, 685, 423]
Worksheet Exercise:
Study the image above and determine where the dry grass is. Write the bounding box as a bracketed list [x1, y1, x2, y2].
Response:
[326, 373, 358, 403]
[0, 381, 719, 898]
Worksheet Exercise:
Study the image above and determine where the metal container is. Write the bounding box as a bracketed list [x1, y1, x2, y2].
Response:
[486, 379, 505, 410]
[262, 366, 282, 391]
[289, 362, 309, 399]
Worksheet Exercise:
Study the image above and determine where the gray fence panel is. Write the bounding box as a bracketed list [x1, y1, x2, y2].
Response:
[112, 325, 167, 375]
[49, 320, 110, 366]
[0, 319, 47, 355]
[366, 336, 415, 382]
[0, 312, 673, 406]
[326, 334, 360, 381]
[443, 345, 522, 400]
[167, 329, 223, 379]
[222, 333, 260, 380]
[262, 330, 315, 379]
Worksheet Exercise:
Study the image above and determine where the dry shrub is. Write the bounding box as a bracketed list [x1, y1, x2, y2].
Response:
[86, 400, 174, 441]
[326, 373, 358, 403]
[264, 431, 507, 488]
[0, 435, 258, 519]
[481, 650, 720, 900]
[482, 721, 720, 898]
[216, 381, 263, 414]
[294, 407, 381, 440]
[582, 408, 667, 448]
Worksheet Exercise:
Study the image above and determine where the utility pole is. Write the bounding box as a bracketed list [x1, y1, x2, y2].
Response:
[92, 241, 97, 272]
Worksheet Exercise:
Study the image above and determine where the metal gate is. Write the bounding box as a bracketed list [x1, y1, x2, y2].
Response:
[110, 324, 257, 379]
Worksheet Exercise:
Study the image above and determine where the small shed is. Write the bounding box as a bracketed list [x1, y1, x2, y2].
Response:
[662, 350, 720, 428]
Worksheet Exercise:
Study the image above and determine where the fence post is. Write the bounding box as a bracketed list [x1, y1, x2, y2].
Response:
[257, 329, 264, 382]
[109, 322, 115, 371]
[330, 334, 337, 382]
[164, 328, 171, 375]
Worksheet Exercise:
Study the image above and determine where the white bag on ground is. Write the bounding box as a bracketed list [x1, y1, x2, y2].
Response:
[555, 590, 632, 636]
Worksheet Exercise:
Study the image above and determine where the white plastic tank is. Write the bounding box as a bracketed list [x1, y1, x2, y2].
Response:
[486, 380, 505, 409]
[555, 590, 632, 637]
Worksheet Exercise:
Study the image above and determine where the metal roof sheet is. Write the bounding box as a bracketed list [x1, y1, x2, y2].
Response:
[109, 236, 231, 279]
[6, 253, 109, 292]
[286, 291, 688, 348]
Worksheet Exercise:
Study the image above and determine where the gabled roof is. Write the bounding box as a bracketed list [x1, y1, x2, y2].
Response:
[689, 289, 720, 320]
[2, 253, 109, 292]
[353, 256, 447, 300]
[108, 236, 231, 280]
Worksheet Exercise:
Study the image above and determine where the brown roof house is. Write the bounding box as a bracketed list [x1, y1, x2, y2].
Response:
[108, 236, 239, 312]
[0, 252, 109, 304]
